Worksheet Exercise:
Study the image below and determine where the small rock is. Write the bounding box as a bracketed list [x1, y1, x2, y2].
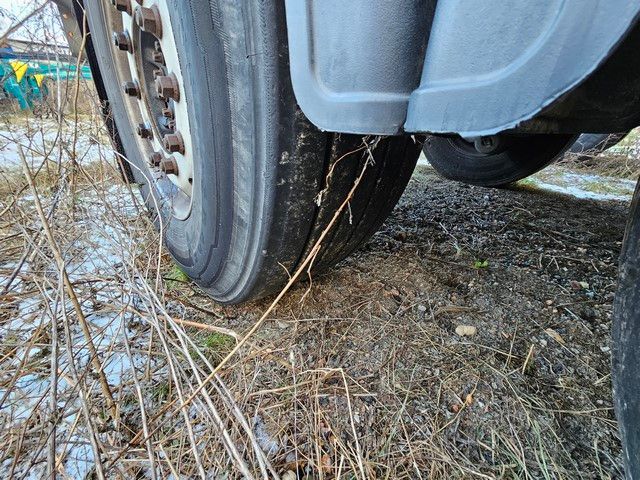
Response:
[282, 471, 297, 480]
[417, 304, 427, 313]
[455, 325, 477, 337]
[386, 288, 402, 302]
[570, 280, 590, 291]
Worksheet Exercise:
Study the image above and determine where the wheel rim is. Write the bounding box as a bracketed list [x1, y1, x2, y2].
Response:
[106, 0, 193, 220]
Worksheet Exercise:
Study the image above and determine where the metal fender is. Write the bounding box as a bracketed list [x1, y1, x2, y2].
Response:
[284, 0, 640, 136]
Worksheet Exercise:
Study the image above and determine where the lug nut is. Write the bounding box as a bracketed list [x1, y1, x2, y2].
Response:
[113, 31, 132, 52]
[149, 151, 162, 166]
[154, 40, 161, 52]
[162, 107, 174, 119]
[155, 74, 180, 101]
[136, 123, 152, 139]
[160, 156, 179, 175]
[111, 0, 131, 14]
[163, 132, 184, 154]
[167, 120, 176, 130]
[134, 5, 162, 37]
[152, 51, 165, 64]
[122, 80, 140, 98]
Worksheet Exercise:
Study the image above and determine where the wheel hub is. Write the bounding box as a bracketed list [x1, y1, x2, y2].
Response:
[107, 0, 193, 219]
[473, 135, 502, 154]
[449, 134, 508, 157]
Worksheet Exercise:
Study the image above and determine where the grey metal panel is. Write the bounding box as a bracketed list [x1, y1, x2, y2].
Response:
[284, 0, 432, 134]
[52, 0, 85, 59]
[405, 0, 640, 136]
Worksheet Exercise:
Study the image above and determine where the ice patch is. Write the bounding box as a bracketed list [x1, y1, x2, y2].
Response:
[522, 166, 635, 202]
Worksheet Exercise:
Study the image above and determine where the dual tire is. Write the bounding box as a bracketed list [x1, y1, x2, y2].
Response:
[422, 133, 577, 187]
[613, 182, 640, 479]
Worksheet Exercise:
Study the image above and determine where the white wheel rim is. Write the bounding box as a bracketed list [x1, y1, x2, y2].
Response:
[105, 0, 194, 219]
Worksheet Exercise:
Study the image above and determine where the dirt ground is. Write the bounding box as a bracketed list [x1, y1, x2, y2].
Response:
[0, 113, 634, 478]
[203, 164, 629, 479]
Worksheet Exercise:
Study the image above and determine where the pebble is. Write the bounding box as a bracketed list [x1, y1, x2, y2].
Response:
[455, 325, 477, 337]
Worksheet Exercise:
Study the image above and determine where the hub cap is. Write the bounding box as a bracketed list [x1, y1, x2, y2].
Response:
[105, 0, 193, 219]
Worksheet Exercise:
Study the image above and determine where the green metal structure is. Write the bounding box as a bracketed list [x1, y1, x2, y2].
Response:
[0, 49, 92, 110]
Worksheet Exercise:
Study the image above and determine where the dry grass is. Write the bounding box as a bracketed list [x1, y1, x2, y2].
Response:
[559, 131, 640, 180]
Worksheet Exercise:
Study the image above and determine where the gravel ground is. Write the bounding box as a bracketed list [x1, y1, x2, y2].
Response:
[194, 164, 630, 479]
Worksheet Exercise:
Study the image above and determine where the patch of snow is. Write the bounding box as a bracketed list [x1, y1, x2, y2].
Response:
[0, 174, 148, 479]
[524, 166, 635, 202]
[525, 180, 629, 201]
[0, 120, 109, 170]
[62, 437, 96, 479]
[253, 415, 281, 457]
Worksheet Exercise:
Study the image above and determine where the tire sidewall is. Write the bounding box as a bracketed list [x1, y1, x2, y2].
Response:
[613, 180, 640, 479]
[163, 0, 235, 286]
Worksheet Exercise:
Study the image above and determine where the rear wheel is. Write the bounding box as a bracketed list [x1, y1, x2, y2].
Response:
[613, 180, 640, 479]
[85, 0, 421, 303]
[422, 134, 576, 187]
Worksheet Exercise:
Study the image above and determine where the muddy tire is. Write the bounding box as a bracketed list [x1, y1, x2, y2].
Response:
[422, 134, 576, 187]
[613, 180, 640, 479]
[84, 0, 421, 303]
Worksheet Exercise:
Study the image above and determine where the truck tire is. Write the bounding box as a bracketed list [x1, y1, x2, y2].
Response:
[84, 0, 421, 303]
[422, 134, 576, 187]
[613, 180, 640, 479]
